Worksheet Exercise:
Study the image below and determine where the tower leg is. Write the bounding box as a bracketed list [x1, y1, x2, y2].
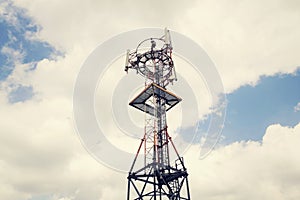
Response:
[127, 178, 130, 200]
[186, 177, 191, 199]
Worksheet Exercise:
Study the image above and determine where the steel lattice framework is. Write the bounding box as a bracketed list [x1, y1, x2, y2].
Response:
[125, 28, 191, 200]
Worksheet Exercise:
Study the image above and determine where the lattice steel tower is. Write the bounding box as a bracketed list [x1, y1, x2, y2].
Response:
[125, 28, 191, 200]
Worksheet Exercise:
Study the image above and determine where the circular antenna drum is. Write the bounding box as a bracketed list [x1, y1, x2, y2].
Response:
[125, 34, 176, 87]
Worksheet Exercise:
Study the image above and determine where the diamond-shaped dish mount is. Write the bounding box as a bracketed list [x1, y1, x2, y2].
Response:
[129, 83, 182, 116]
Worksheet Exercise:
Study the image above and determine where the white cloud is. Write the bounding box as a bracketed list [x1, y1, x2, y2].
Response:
[0, 59, 126, 200]
[12, 0, 198, 51]
[0, 1, 20, 27]
[186, 123, 300, 200]
[1, 46, 25, 64]
[12, 0, 300, 92]
[177, 0, 300, 92]
[294, 102, 300, 112]
[1, 72, 299, 200]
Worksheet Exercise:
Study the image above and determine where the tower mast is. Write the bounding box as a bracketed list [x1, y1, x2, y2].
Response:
[125, 28, 191, 200]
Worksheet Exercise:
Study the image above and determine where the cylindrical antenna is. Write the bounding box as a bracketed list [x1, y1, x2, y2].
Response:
[164, 27, 171, 45]
[124, 49, 130, 72]
[125, 49, 130, 66]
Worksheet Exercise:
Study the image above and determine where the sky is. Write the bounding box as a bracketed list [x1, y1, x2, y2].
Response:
[0, 0, 300, 200]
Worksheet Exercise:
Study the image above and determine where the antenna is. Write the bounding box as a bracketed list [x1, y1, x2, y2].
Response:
[125, 49, 130, 73]
[124, 28, 191, 200]
[164, 27, 171, 45]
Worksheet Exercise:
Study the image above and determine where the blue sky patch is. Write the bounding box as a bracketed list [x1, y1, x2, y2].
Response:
[28, 194, 52, 200]
[178, 68, 300, 145]
[8, 84, 34, 103]
[222, 68, 300, 143]
[0, 1, 59, 81]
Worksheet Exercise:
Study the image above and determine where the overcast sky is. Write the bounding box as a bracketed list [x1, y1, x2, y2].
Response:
[0, 0, 300, 200]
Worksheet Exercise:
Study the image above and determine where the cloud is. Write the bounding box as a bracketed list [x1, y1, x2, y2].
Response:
[1, 45, 25, 64]
[177, 0, 300, 92]
[0, 53, 126, 200]
[0, 1, 59, 81]
[1, 71, 299, 200]
[294, 102, 300, 112]
[186, 122, 300, 200]
[12, 0, 300, 93]
[0, 1, 20, 27]
[12, 0, 197, 52]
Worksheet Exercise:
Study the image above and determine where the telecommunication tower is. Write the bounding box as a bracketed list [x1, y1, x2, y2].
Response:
[124, 28, 191, 200]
